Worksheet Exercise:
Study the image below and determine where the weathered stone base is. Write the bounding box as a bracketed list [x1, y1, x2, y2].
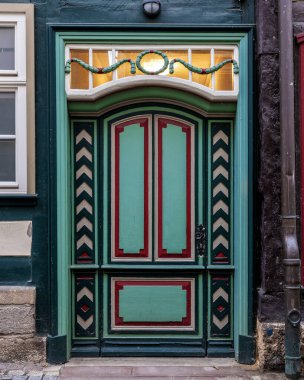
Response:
[0, 286, 46, 363]
[256, 320, 304, 372]
[0, 334, 46, 363]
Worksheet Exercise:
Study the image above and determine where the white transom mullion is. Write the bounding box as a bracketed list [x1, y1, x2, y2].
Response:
[89, 48, 93, 90]
[188, 48, 192, 82]
[112, 49, 117, 81]
[211, 48, 215, 91]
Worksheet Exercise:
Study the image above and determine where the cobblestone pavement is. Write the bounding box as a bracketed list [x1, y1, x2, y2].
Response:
[0, 363, 60, 380]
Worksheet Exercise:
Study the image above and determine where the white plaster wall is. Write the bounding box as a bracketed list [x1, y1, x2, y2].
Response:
[0, 221, 32, 256]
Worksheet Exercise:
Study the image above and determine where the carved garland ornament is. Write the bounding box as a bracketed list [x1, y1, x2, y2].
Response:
[65, 49, 239, 77]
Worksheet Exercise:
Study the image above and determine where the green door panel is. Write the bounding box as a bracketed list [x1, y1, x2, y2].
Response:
[162, 123, 187, 253]
[119, 123, 145, 253]
[103, 274, 202, 337]
[119, 285, 187, 322]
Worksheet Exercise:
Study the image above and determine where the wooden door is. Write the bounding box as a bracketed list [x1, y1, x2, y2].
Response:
[101, 110, 205, 355]
[71, 106, 233, 357]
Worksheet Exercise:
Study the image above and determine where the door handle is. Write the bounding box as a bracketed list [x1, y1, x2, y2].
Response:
[195, 224, 206, 257]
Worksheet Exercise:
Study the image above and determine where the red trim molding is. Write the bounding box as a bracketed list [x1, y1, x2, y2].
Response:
[296, 34, 304, 285]
[157, 117, 192, 259]
[113, 279, 193, 328]
[114, 117, 150, 258]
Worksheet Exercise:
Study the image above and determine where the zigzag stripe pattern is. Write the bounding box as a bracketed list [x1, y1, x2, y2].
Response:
[74, 122, 95, 264]
[75, 274, 96, 337]
[211, 123, 231, 265]
[210, 274, 231, 337]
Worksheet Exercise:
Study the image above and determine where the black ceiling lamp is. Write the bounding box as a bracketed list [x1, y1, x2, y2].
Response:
[143, 0, 161, 18]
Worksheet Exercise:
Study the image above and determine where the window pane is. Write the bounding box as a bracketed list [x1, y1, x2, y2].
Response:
[192, 50, 212, 88]
[92, 50, 113, 87]
[0, 140, 15, 181]
[0, 27, 15, 70]
[0, 93, 15, 135]
[116, 50, 188, 79]
[116, 51, 144, 78]
[214, 50, 234, 91]
[70, 49, 89, 89]
[166, 51, 188, 80]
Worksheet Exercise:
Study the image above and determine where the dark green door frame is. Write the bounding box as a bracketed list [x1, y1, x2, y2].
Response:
[46, 25, 254, 364]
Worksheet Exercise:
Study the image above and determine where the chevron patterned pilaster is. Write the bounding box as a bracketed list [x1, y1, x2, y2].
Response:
[210, 273, 231, 338]
[75, 272, 96, 338]
[74, 122, 95, 264]
[210, 123, 231, 265]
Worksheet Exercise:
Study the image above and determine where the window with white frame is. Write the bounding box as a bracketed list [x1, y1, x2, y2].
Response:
[0, 6, 34, 194]
[65, 45, 239, 100]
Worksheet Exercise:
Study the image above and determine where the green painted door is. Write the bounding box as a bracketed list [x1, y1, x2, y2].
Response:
[71, 105, 233, 357]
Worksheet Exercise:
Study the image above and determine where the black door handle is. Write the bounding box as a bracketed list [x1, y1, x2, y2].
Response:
[195, 224, 206, 257]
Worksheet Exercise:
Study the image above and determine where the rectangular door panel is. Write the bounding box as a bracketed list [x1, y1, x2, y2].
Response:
[111, 277, 195, 331]
[111, 116, 152, 261]
[103, 274, 203, 338]
[155, 116, 195, 261]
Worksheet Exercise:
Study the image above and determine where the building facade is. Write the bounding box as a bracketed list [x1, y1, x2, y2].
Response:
[0, 0, 302, 376]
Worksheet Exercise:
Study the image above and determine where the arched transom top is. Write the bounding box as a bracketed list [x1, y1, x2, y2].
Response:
[65, 44, 239, 101]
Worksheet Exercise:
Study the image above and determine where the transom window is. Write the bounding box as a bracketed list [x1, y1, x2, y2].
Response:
[65, 45, 239, 97]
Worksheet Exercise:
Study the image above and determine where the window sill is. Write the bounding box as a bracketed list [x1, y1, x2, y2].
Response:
[0, 194, 38, 206]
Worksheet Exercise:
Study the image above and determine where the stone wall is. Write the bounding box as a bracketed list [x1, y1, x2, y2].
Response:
[257, 321, 304, 374]
[256, 321, 285, 370]
[255, 0, 284, 322]
[0, 287, 46, 362]
[255, 0, 304, 371]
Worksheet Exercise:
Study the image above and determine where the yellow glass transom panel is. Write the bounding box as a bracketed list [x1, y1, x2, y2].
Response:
[116, 50, 189, 80]
[192, 50, 212, 88]
[214, 50, 234, 91]
[70, 49, 89, 90]
[93, 50, 113, 87]
[69, 48, 235, 92]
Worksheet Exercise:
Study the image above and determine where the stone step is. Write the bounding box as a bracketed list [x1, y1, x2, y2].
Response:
[60, 378, 253, 380]
[59, 365, 258, 379]
[59, 358, 279, 380]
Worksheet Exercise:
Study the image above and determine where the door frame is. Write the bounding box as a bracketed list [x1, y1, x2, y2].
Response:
[49, 27, 254, 363]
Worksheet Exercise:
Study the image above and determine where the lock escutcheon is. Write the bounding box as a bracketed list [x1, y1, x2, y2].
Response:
[195, 224, 206, 257]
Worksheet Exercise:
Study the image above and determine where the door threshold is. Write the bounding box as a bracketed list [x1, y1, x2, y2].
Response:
[71, 343, 206, 358]
[65, 357, 240, 367]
